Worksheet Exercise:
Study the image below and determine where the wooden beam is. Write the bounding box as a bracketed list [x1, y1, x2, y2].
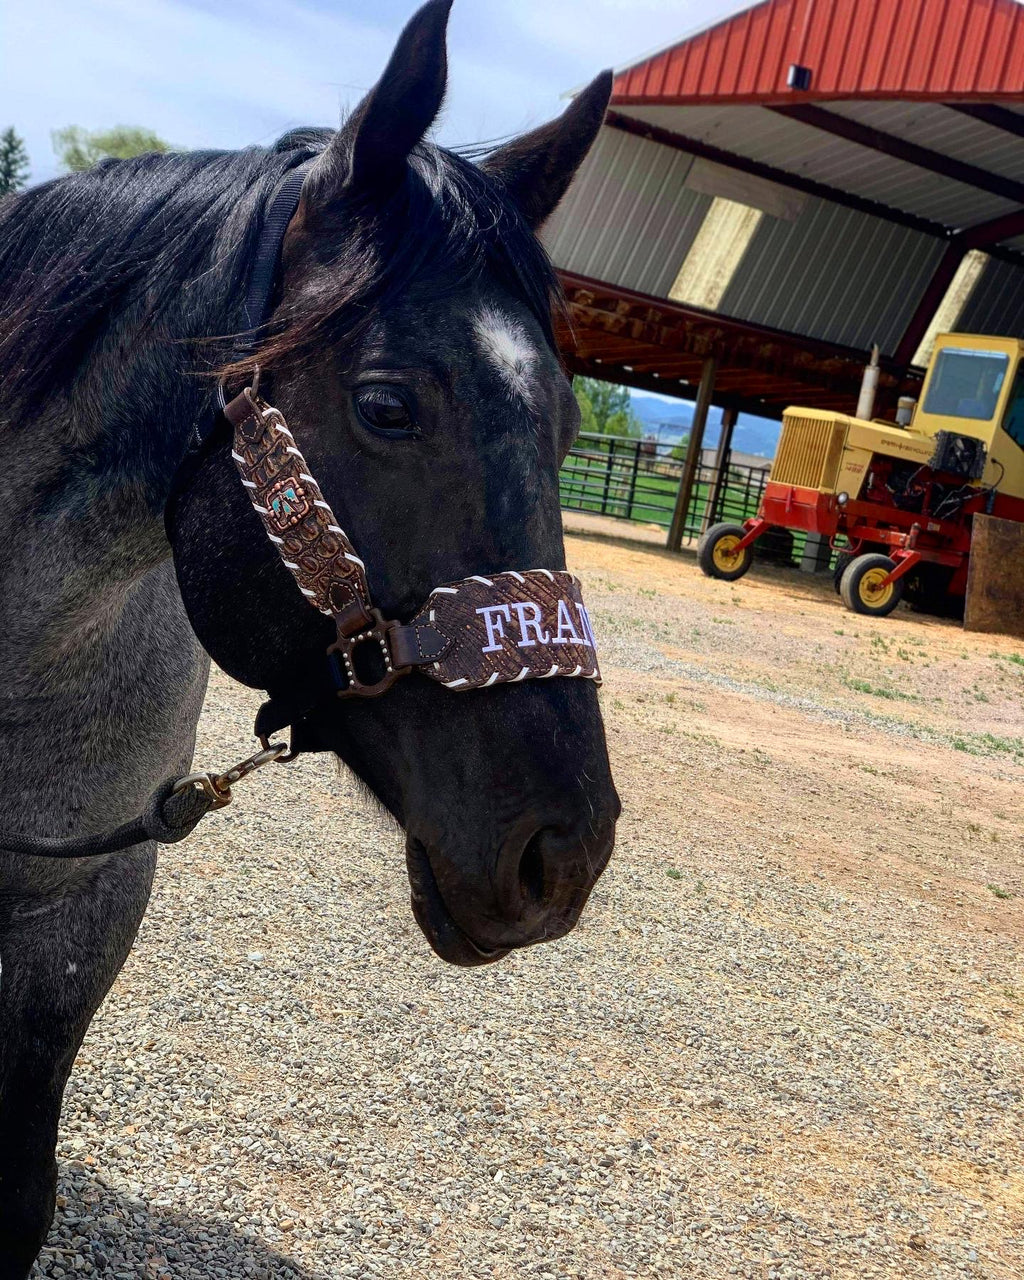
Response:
[949, 103, 1024, 141]
[668, 356, 717, 552]
[773, 104, 1024, 206]
[960, 207, 1024, 249]
[561, 272, 915, 372]
[893, 242, 966, 367]
[604, 112, 949, 241]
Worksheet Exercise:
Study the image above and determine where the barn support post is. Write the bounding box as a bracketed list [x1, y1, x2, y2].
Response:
[668, 356, 718, 551]
[701, 405, 737, 533]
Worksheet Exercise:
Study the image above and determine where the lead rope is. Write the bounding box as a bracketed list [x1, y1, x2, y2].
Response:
[1, 742, 290, 860]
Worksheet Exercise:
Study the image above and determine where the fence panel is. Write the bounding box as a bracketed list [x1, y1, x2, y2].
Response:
[559, 432, 800, 562]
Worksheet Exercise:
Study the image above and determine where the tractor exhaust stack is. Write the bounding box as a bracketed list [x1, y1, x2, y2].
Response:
[856, 344, 880, 420]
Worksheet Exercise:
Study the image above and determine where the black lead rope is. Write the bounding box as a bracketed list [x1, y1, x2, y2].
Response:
[3, 782, 214, 860]
[5, 161, 314, 860]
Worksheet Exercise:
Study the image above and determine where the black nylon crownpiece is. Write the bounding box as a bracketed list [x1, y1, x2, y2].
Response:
[165, 158, 314, 541]
[241, 160, 314, 336]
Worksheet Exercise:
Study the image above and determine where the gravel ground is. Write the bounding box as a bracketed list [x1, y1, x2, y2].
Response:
[33, 520, 1023, 1280]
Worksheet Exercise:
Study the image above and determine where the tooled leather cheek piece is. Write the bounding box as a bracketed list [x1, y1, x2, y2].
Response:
[223, 386, 602, 700]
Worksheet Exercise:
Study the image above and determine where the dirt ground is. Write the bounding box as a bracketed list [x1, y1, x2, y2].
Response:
[36, 515, 1023, 1280]
[568, 512, 1024, 935]
[565, 513, 1024, 1274]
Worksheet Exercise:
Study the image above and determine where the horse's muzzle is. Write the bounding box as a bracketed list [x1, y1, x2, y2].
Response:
[405, 803, 618, 967]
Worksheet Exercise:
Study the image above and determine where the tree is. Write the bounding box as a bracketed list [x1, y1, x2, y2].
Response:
[0, 127, 30, 196]
[573, 376, 641, 439]
[52, 125, 170, 172]
[670, 435, 691, 462]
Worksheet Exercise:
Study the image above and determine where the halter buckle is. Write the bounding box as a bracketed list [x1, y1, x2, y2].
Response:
[327, 609, 411, 699]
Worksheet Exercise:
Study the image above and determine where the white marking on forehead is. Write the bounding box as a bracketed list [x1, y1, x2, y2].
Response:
[473, 308, 538, 407]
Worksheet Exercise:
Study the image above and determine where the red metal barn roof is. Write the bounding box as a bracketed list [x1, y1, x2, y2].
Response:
[549, 0, 1024, 416]
[613, 0, 1024, 104]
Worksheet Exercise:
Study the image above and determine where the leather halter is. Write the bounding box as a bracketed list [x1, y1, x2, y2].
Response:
[201, 159, 601, 747]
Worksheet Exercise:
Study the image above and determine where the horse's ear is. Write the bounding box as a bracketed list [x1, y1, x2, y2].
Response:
[482, 71, 612, 231]
[305, 0, 452, 210]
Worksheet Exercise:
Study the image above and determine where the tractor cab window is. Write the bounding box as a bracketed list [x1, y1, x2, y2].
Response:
[1003, 365, 1024, 450]
[923, 347, 1009, 421]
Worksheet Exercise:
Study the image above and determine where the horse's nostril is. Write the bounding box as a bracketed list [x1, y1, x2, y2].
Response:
[518, 830, 548, 908]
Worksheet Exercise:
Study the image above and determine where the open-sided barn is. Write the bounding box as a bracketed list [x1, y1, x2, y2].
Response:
[547, 0, 1024, 546]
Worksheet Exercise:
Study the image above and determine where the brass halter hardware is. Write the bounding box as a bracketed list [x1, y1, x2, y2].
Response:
[173, 740, 291, 810]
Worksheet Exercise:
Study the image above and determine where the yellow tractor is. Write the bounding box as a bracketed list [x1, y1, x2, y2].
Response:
[699, 333, 1024, 616]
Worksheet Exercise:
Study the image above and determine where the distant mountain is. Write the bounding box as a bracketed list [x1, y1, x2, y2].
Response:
[630, 396, 694, 428]
[630, 392, 782, 459]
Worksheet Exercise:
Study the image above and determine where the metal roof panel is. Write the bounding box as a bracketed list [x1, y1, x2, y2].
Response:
[613, 0, 1024, 102]
[957, 256, 1024, 335]
[716, 195, 947, 353]
[823, 101, 1024, 183]
[620, 103, 1019, 228]
[542, 128, 711, 299]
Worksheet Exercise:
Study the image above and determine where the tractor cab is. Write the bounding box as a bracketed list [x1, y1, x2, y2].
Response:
[912, 335, 1024, 501]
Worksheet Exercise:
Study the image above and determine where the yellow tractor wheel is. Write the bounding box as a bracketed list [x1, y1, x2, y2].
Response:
[839, 553, 904, 617]
[698, 523, 754, 581]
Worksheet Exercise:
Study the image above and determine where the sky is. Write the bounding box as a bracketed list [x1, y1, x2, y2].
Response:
[4, 0, 745, 184]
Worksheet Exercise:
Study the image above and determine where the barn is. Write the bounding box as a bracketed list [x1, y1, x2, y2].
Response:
[546, 0, 1024, 549]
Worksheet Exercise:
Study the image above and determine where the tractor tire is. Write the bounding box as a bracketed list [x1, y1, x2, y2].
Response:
[839, 553, 904, 617]
[698, 523, 754, 581]
[834, 544, 885, 594]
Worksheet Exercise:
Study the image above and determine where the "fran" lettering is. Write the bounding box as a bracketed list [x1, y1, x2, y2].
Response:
[476, 604, 513, 653]
[476, 597, 597, 655]
[552, 598, 583, 645]
[511, 602, 550, 648]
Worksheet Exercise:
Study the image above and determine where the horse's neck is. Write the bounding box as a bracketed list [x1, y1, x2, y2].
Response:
[0, 384, 211, 837]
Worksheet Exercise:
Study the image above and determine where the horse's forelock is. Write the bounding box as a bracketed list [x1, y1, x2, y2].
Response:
[0, 132, 562, 416]
[232, 140, 562, 379]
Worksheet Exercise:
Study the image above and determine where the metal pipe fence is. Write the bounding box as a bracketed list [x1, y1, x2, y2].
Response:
[559, 432, 799, 562]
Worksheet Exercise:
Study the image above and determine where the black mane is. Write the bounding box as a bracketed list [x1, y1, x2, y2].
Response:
[0, 131, 560, 417]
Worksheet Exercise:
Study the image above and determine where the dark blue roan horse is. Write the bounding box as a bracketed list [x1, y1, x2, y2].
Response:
[0, 0, 618, 1271]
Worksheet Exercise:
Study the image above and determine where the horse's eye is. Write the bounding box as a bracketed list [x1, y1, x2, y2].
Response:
[353, 385, 418, 438]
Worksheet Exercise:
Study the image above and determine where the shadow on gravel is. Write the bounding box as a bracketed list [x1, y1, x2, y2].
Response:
[32, 1166, 328, 1280]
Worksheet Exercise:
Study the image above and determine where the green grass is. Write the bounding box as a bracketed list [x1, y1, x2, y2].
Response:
[843, 677, 919, 702]
[951, 732, 1024, 762]
[559, 466, 741, 524]
[559, 446, 816, 561]
[559, 450, 765, 530]
[987, 884, 1014, 900]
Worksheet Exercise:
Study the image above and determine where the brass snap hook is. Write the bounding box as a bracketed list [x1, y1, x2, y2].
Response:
[172, 771, 233, 810]
[173, 738, 289, 811]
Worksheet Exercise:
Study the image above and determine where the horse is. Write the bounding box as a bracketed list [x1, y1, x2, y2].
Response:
[0, 2, 619, 1272]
